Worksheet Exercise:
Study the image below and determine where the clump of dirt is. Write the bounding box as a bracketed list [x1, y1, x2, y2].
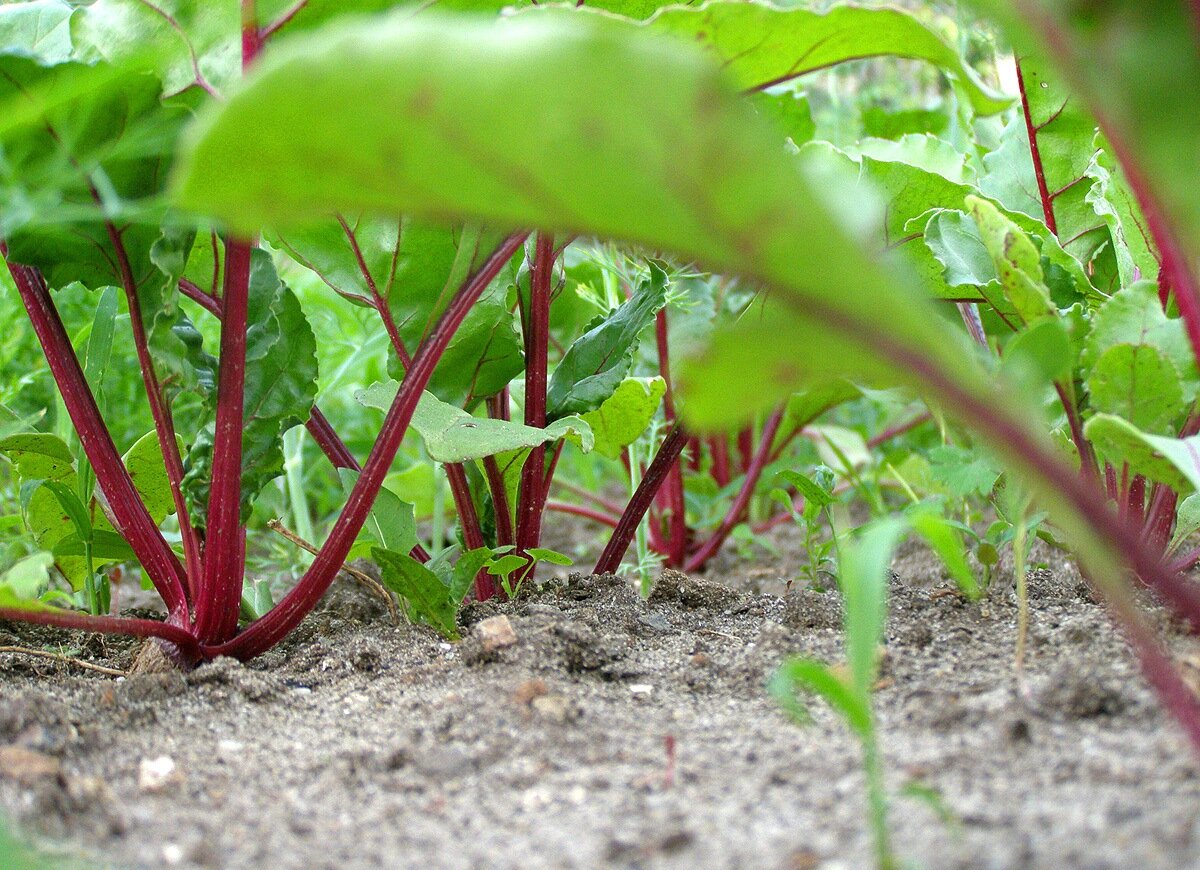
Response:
[2, 544, 1200, 869]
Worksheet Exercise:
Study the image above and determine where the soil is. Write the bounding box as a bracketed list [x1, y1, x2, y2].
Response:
[3, 531, 1200, 870]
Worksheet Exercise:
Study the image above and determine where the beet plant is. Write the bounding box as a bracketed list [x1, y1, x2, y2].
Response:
[159, 0, 1200, 750]
[1, 0, 1200, 771]
[0, 0, 1013, 655]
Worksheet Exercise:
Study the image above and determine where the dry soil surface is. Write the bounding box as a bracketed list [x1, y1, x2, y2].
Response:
[3, 542, 1200, 869]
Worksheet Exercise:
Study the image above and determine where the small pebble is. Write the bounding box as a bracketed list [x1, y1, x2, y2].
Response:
[139, 756, 181, 792]
[474, 615, 518, 653]
[162, 843, 184, 865]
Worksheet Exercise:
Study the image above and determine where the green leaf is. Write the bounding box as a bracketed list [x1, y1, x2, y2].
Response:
[170, 11, 1166, 657]
[72, 0, 238, 96]
[1086, 142, 1158, 290]
[0, 54, 183, 293]
[1084, 413, 1200, 496]
[905, 507, 980, 600]
[0, 1, 76, 64]
[920, 209, 1000, 302]
[1082, 282, 1198, 403]
[447, 546, 493, 607]
[546, 262, 668, 419]
[803, 142, 1092, 307]
[1001, 317, 1071, 387]
[839, 518, 903, 697]
[123, 429, 183, 525]
[356, 383, 593, 463]
[579, 376, 665, 460]
[782, 381, 861, 433]
[770, 657, 872, 736]
[83, 285, 119, 393]
[927, 445, 1001, 499]
[979, 58, 1112, 278]
[37, 479, 90, 540]
[170, 10, 980, 431]
[970, 1, 1200, 260]
[1086, 344, 1183, 435]
[0, 552, 55, 600]
[540, 2, 1009, 115]
[525, 547, 573, 567]
[749, 91, 814, 147]
[0, 580, 64, 614]
[338, 468, 419, 560]
[277, 216, 523, 406]
[807, 425, 870, 476]
[776, 469, 834, 511]
[0, 432, 76, 482]
[373, 547, 459, 638]
[1171, 494, 1200, 554]
[485, 553, 527, 579]
[53, 529, 136, 561]
[0, 433, 91, 587]
[147, 226, 218, 398]
[965, 196, 1055, 327]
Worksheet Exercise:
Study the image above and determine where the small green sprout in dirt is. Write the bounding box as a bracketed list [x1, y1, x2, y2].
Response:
[371, 546, 494, 641]
[483, 546, 573, 600]
[771, 466, 840, 589]
[771, 517, 966, 869]
[371, 545, 571, 639]
[771, 519, 904, 869]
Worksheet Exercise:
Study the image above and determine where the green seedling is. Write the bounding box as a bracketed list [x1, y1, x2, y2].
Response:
[770, 519, 904, 870]
[771, 466, 840, 589]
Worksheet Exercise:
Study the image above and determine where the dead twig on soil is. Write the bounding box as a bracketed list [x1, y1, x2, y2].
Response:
[0, 645, 127, 677]
[267, 519, 399, 625]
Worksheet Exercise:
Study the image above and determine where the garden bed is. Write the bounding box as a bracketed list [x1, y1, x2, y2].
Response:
[3, 542, 1198, 869]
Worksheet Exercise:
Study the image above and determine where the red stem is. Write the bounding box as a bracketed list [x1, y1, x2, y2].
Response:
[5, 255, 188, 617]
[956, 302, 989, 346]
[1015, 57, 1058, 236]
[260, 0, 307, 40]
[482, 454, 514, 547]
[104, 221, 203, 599]
[515, 234, 553, 559]
[196, 240, 253, 644]
[866, 412, 932, 449]
[1056, 382, 1099, 486]
[554, 479, 627, 516]
[737, 428, 754, 474]
[709, 436, 731, 487]
[1014, 58, 1101, 488]
[545, 500, 621, 529]
[488, 389, 510, 422]
[445, 461, 494, 601]
[654, 310, 688, 567]
[685, 409, 785, 572]
[211, 232, 529, 660]
[655, 310, 677, 420]
[1127, 474, 1147, 528]
[305, 408, 359, 471]
[1169, 545, 1200, 575]
[595, 424, 689, 574]
[338, 214, 413, 369]
[0, 606, 200, 659]
[241, 0, 261, 66]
